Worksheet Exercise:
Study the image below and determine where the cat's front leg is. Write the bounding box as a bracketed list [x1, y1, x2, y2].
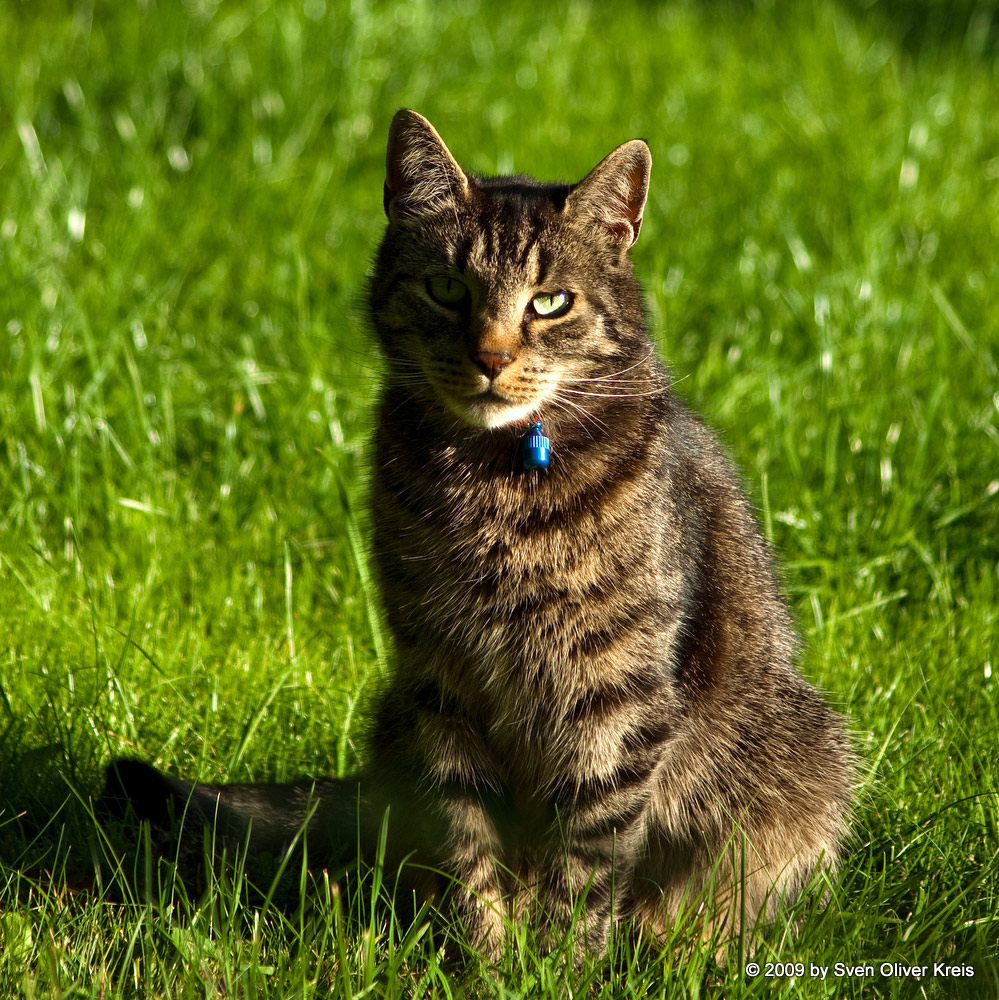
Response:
[542, 794, 649, 960]
[376, 683, 507, 960]
[435, 791, 507, 961]
[543, 710, 667, 959]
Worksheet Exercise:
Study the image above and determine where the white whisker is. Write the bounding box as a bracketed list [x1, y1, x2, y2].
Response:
[556, 386, 670, 399]
[546, 391, 607, 439]
[559, 377, 660, 386]
[560, 350, 658, 383]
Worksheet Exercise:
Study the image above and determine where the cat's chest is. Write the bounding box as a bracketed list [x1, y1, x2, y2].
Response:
[374, 420, 668, 673]
[417, 469, 604, 605]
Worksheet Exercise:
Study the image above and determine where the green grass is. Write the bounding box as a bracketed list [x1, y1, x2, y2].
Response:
[2, 0, 998, 995]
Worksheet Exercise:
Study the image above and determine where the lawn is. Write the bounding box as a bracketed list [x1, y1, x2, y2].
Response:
[1, 0, 997, 996]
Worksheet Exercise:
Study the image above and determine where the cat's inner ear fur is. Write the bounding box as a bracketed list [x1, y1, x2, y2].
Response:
[383, 109, 469, 222]
[568, 139, 651, 250]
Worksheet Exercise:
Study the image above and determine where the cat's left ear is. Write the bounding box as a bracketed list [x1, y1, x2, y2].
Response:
[567, 139, 651, 251]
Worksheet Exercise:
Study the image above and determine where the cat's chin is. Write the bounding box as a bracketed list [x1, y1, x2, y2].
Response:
[449, 395, 541, 430]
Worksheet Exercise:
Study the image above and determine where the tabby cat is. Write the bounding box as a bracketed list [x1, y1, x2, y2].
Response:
[105, 110, 853, 960]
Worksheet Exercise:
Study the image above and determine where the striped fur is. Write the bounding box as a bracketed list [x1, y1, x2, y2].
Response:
[364, 110, 852, 956]
[104, 110, 852, 961]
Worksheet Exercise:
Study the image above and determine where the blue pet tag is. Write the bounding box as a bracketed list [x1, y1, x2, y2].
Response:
[522, 421, 550, 470]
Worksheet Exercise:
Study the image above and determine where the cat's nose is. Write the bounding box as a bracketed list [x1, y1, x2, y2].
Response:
[471, 350, 515, 380]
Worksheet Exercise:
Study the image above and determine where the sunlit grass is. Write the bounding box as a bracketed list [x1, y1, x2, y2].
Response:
[1, 0, 997, 995]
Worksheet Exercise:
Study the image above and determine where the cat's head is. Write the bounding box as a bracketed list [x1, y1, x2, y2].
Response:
[370, 109, 653, 431]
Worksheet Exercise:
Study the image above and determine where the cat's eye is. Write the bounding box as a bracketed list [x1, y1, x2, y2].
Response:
[531, 291, 572, 319]
[426, 276, 469, 307]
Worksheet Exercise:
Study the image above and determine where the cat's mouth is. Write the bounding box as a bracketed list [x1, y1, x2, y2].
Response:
[420, 360, 549, 429]
[476, 386, 512, 405]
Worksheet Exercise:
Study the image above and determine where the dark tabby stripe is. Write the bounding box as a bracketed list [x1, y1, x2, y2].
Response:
[572, 793, 652, 843]
[567, 605, 661, 660]
[621, 713, 674, 756]
[563, 669, 665, 723]
[565, 757, 659, 810]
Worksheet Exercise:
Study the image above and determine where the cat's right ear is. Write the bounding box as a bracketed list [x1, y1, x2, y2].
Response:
[567, 139, 652, 254]
[383, 110, 469, 223]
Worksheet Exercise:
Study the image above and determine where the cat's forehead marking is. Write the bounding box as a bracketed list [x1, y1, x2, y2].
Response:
[458, 194, 549, 288]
